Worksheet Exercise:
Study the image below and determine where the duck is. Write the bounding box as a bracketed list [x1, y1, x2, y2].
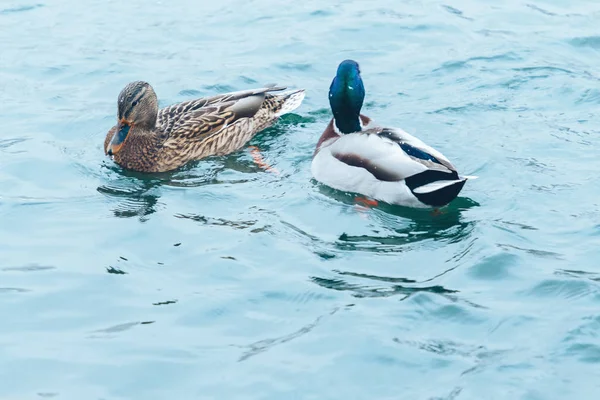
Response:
[104, 81, 305, 172]
[311, 60, 476, 209]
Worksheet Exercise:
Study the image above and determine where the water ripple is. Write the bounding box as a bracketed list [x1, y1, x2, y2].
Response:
[174, 213, 257, 230]
[2, 264, 55, 272]
[0, 287, 30, 294]
[570, 36, 600, 50]
[0, 4, 43, 14]
[311, 275, 457, 300]
[469, 253, 518, 280]
[526, 3, 557, 17]
[237, 307, 340, 362]
[2, 0, 600, 397]
[526, 279, 600, 300]
[441, 5, 472, 21]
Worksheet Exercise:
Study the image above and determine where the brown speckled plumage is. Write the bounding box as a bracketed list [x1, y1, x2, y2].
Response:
[105, 81, 305, 173]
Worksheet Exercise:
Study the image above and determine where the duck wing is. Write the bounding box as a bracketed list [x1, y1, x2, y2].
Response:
[328, 127, 466, 192]
[156, 85, 288, 135]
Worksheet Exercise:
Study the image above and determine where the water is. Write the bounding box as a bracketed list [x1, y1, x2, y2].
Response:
[1, 0, 600, 398]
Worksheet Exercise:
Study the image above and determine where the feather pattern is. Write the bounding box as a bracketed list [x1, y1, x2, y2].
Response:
[105, 83, 305, 172]
[311, 59, 475, 208]
[312, 118, 473, 208]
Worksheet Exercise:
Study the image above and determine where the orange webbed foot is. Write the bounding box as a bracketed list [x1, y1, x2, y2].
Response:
[355, 196, 379, 208]
[431, 208, 446, 216]
[353, 196, 378, 218]
[248, 146, 279, 175]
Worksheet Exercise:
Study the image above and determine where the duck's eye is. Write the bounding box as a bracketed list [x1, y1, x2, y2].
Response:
[132, 100, 139, 107]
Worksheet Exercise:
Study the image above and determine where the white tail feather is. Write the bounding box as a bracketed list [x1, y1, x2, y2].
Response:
[413, 178, 467, 194]
[276, 89, 305, 116]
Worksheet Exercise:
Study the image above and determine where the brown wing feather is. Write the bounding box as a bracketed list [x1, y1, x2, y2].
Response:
[162, 89, 275, 145]
[156, 86, 286, 133]
[166, 111, 235, 142]
[154, 86, 291, 169]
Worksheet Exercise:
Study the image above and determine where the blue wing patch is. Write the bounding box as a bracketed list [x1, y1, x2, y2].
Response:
[398, 142, 441, 164]
[376, 130, 443, 165]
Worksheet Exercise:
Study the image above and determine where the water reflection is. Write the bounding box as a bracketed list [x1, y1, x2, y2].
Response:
[311, 274, 457, 300]
[106, 266, 127, 275]
[87, 321, 155, 339]
[306, 186, 480, 305]
[95, 114, 307, 221]
[311, 269, 486, 309]
[174, 213, 258, 230]
[0, 137, 28, 153]
[97, 177, 161, 221]
[312, 270, 460, 302]
[236, 306, 341, 362]
[311, 182, 479, 253]
[96, 152, 265, 221]
[557, 269, 600, 282]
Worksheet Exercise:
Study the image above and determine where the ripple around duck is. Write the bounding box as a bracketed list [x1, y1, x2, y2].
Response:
[273, 197, 477, 257]
[96, 154, 268, 220]
[312, 183, 478, 238]
[96, 183, 163, 221]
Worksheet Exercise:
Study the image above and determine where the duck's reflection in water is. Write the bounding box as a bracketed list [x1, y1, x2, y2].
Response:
[311, 269, 485, 309]
[96, 151, 270, 221]
[314, 182, 479, 252]
[306, 184, 481, 305]
[94, 113, 326, 221]
[312, 273, 457, 300]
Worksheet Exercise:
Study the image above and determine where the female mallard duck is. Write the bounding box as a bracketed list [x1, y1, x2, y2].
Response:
[104, 81, 305, 172]
[311, 60, 476, 209]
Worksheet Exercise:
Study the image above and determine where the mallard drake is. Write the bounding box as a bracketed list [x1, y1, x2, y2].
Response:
[104, 81, 305, 172]
[311, 60, 476, 209]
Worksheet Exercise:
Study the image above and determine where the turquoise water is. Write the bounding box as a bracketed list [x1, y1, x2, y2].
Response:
[2, 0, 600, 398]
